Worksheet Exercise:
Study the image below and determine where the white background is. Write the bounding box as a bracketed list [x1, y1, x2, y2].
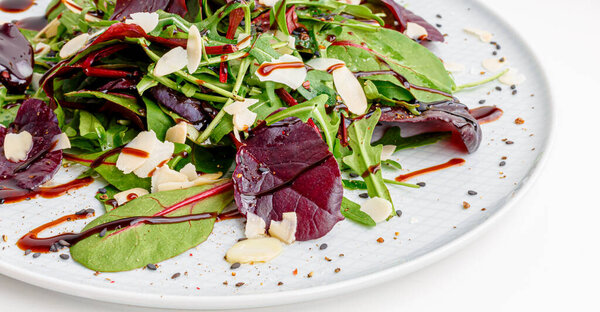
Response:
[1, 0, 598, 311]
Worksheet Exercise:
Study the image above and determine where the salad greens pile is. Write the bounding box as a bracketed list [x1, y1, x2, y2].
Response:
[0, 0, 494, 271]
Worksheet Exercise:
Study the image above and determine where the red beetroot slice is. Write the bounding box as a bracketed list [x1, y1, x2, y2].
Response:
[233, 118, 344, 241]
[0, 99, 63, 198]
[110, 0, 188, 21]
[379, 101, 482, 153]
[380, 0, 444, 42]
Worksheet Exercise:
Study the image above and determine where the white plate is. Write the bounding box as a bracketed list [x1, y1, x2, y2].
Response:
[0, 0, 554, 309]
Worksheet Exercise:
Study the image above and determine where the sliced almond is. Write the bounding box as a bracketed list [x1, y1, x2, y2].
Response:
[133, 140, 175, 178]
[268, 212, 297, 244]
[187, 25, 203, 73]
[59, 33, 90, 59]
[258, 0, 279, 7]
[482, 57, 508, 72]
[443, 61, 465, 73]
[224, 98, 259, 115]
[113, 188, 149, 206]
[332, 66, 368, 115]
[360, 197, 393, 223]
[179, 163, 198, 181]
[245, 212, 267, 239]
[125, 12, 159, 33]
[237, 33, 252, 50]
[34, 42, 51, 55]
[153, 47, 188, 77]
[151, 165, 188, 193]
[116, 131, 158, 174]
[464, 27, 493, 43]
[232, 108, 258, 132]
[255, 54, 307, 90]
[225, 237, 283, 264]
[61, 0, 101, 22]
[337, 0, 361, 4]
[165, 122, 188, 144]
[404, 22, 428, 40]
[188, 172, 222, 185]
[50, 133, 71, 152]
[380, 145, 396, 161]
[499, 68, 526, 86]
[306, 58, 345, 71]
[3, 131, 33, 162]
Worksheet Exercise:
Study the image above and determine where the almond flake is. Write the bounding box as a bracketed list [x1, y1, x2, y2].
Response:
[464, 27, 493, 43]
[153, 47, 188, 77]
[245, 212, 267, 239]
[443, 61, 465, 73]
[187, 25, 203, 73]
[268, 212, 297, 244]
[116, 131, 158, 174]
[165, 122, 188, 144]
[482, 57, 508, 72]
[237, 33, 252, 50]
[225, 237, 283, 264]
[499, 68, 526, 86]
[4, 131, 33, 162]
[380, 145, 396, 161]
[404, 22, 428, 40]
[50, 133, 71, 152]
[125, 12, 159, 33]
[59, 33, 90, 59]
[113, 188, 149, 206]
[360, 197, 393, 223]
[256, 54, 307, 90]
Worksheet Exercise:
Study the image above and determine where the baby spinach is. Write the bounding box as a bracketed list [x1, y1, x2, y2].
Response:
[143, 96, 174, 141]
[340, 197, 375, 227]
[71, 182, 233, 272]
[373, 127, 451, 152]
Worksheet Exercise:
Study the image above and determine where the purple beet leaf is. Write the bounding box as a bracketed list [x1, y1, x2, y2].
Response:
[149, 85, 215, 130]
[0, 23, 33, 93]
[233, 118, 344, 241]
[379, 0, 444, 42]
[111, 0, 188, 21]
[379, 101, 482, 153]
[0, 99, 63, 199]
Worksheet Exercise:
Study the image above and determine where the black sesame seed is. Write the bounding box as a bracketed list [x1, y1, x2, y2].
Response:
[319, 243, 328, 250]
[499, 161, 506, 167]
[24, 249, 32, 255]
[98, 188, 107, 194]
[478, 99, 486, 104]
[59, 254, 70, 260]
[510, 84, 516, 90]
[505, 140, 514, 145]
[495, 86, 502, 91]
[32, 253, 41, 258]
[492, 51, 497, 56]
[396, 210, 403, 217]
[496, 44, 501, 50]
[99, 228, 107, 237]
[171, 273, 181, 279]
[147, 263, 157, 270]
[416, 182, 426, 187]
[85, 208, 95, 215]
[58, 239, 70, 247]
[237, 237, 247, 242]
[436, 14, 442, 18]
[349, 173, 359, 178]
[512, 90, 517, 95]
[436, 24, 442, 28]
[467, 190, 478, 196]
[75, 209, 87, 215]
[49, 244, 58, 252]
[230, 262, 241, 270]
[358, 193, 369, 198]
[258, 166, 269, 173]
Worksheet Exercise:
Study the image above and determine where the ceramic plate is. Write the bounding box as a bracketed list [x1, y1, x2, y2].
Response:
[0, 0, 553, 309]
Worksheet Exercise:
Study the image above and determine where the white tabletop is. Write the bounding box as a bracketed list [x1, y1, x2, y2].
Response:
[1, 0, 597, 311]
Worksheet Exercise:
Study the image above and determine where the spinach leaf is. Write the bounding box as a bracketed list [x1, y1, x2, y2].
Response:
[373, 127, 451, 152]
[64, 90, 145, 117]
[340, 197, 375, 226]
[78, 111, 107, 149]
[143, 96, 173, 141]
[326, 27, 455, 102]
[342, 109, 393, 211]
[181, 145, 236, 173]
[70, 182, 234, 272]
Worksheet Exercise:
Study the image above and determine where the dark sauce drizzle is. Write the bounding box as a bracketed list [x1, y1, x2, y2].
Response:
[0, 0, 35, 13]
[1, 177, 94, 204]
[469, 106, 503, 124]
[395, 158, 465, 182]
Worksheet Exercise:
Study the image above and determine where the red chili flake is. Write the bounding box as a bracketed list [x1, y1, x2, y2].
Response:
[376, 237, 384, 243]
[302, 80, 311, 90]
[292, 268, 298, 275]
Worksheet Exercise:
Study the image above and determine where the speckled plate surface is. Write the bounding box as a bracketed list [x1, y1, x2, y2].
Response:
[0, 0, 553, 309]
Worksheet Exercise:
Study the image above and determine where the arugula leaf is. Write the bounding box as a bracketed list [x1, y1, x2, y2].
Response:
[373, 127, 451, 152]
[340, 197, 375, 226]
[0, 103, 19, 127]
[382, 159, 402, 170]
[342, 109, 393, 211]
[70, 182, 234, 272]
[342, 179, 367, 190]
[143, 97, 173, 141]
[248, 35, 281, 63]
[64, 90, 145, 117]
[265, 94, 328, 125]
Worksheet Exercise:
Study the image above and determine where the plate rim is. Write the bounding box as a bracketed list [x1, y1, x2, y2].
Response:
[0, 0, 556, 309]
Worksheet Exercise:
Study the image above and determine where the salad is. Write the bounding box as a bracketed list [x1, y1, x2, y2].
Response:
[0, 0, 513, 272]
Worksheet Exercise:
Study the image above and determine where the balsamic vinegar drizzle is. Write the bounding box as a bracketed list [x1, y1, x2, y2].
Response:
[395, 158, 465, 182]
[1, 177, 94, 204]
[17, 209, 242, 253]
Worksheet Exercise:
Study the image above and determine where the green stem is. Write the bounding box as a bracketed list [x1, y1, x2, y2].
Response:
[454, 69, 509, 92]
[2, 94, 27, 101]
[147, 72, 228, 103]
[383, 179, 420, 189]
[197, 58, 251, 143]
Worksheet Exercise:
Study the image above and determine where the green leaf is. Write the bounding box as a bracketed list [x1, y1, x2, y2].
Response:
[382, 159, 402, 170]
[342, 109, 393, 211]
[273, 0, 290, 35]
[143, 97, 173, 141]
[340, 197, 375, 226]
[136, 76, 159, 95]
[373, 127, 451, 152]
[248, 35, 281, 63]
[265, 94, 328, 125]
[326, 27, 455, 102]
[78, 111, 107, 148]
[65, 90, 144, 116]
[95, 185, 120, 212]
[70, 182, 234, 272]
[342, 179, 367, 190]
[183, 145, 236, 173]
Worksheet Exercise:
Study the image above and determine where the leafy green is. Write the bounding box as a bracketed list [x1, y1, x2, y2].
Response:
[95, 185, 120, 212]
[64, 90, 144, 117]
[340, 197, 375, 226]
[342, 179, 367, 190]
[342, 109, 393, 212]
[70, 182, 234, 272]
[143, 97, 173, 141]
[373, 127, 452, 152]
[265, 94, 328, 125]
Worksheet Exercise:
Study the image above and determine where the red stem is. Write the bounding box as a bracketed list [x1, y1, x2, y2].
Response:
[275, 88, 322, 138]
